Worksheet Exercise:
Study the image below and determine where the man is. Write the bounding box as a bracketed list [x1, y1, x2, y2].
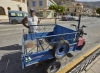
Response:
[21, 8, 40, 33]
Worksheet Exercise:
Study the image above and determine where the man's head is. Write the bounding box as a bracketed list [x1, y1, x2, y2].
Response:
[30, 8, 35, 17]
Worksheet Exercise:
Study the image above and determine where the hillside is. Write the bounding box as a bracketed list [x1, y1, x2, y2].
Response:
[79, 1, 100, 9]
[53, 0, 100, 9]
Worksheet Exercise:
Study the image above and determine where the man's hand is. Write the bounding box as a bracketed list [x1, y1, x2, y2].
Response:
[21, 17, 29, 28]
[38, 18, 40, 24]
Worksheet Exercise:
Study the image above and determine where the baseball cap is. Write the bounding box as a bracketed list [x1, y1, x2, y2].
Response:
[30, 8, 35, 12]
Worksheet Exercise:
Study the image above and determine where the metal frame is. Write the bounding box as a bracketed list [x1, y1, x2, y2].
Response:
[21, 15, 84, 69]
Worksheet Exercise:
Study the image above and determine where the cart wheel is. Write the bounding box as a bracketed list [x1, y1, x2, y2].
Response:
[12, 20, 18, 24]
[46, 60, 61, 73]
[53, 40, 70, 59]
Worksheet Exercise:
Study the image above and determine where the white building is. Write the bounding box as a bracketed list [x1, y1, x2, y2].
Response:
[0, 0, 28, 19]
[61, 0, 83, 16]
[27, 0, 57, 18]
[82, 8, 98, 16]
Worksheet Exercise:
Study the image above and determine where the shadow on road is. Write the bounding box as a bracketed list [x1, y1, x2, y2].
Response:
[67, 53, 73, 57]
[0, 44, 46, 73]
[59, 19, 78, 22]
[0, 44, 21, 50]
[0, 22, 10, 25]
[0, 22, 20, 25]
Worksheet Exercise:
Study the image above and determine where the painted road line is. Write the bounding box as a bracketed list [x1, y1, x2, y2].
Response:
[57, 44, 100, 73]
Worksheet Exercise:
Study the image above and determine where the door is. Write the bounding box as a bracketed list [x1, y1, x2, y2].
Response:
[8, 12, 17, 23]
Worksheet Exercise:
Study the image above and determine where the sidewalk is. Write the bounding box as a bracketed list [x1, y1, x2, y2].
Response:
[82, 55, 100, 73]
[0, 19, 9, 22]
[86, 57, 100, 73]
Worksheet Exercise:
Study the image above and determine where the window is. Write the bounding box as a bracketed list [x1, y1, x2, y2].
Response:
[24, 13, 28, 17]
[19, 7, 22, 11]
[27, 1, 29, 6]
[17, 0, 20, 1]
[39, 1, 42, 6]
[48, 2, 50, 6]
[13, 0, 21, 2]
[75, 9, 76, 12]
[39, 11, 43, 17]
[48, 1, 52, 6]
[32, 1, 35, 6]
[0, 6, 6, 15]
[9, 13, 16, 17]
[17, 13, 23, 17]
[7, 7, 11, 10]
[67, 9, 69, 11]
[22, 0, 25, 3]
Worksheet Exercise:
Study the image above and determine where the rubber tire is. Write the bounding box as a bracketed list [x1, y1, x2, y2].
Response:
[45, 60, 61, 73]
[52, 40, 70, 59]
[12, 20, 18, 24]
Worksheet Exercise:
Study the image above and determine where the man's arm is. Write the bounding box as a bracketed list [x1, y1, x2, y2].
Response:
[38, 18, 40, 24]
[21, 17, 29, 28]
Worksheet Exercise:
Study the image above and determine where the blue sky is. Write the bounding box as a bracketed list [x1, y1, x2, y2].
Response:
[77, 0, 100, 2]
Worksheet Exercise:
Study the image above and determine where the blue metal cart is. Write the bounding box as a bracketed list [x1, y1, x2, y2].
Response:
[21, 15, 87, 73]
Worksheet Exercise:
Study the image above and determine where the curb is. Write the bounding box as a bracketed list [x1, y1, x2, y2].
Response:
[0, 19, 9, 22]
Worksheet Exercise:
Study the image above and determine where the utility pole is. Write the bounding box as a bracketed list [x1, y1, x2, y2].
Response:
[54, 13, 57, 25]
[78, 14, 81, 30]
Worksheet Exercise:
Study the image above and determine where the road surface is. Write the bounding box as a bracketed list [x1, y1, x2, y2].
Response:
[0, 17, 100, 73]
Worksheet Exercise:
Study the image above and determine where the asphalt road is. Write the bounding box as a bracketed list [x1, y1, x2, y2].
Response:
[0, 17, 100, 73]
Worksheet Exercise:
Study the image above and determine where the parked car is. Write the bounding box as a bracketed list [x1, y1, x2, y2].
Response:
[8, 10, 29, 24]
[97, 16, 100, 18]
[62, 15, 75, 21]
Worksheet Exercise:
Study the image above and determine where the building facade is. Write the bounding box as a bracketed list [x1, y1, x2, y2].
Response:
[0, 0, 27, 19]
[27, 0, 56, 12]
[27, 0, 57, 18]
[61, 0, 83, 16]
[82, 8, 98, 16]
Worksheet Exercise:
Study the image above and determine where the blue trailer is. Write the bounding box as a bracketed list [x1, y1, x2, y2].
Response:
[21, 15, 87, 73]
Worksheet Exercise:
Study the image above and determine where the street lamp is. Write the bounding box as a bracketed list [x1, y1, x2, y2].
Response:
[54, 12, 57, 25]
[54, 9, 61, 24]
[58, 9, 61, 18]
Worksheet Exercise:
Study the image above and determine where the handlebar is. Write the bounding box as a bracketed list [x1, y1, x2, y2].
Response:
[70, 24, 76, 27]
[82, 25, 87, 28]
[83, 33, 87, 35]
[71, 24, 87, 28]
[70, 24, 87, 36]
